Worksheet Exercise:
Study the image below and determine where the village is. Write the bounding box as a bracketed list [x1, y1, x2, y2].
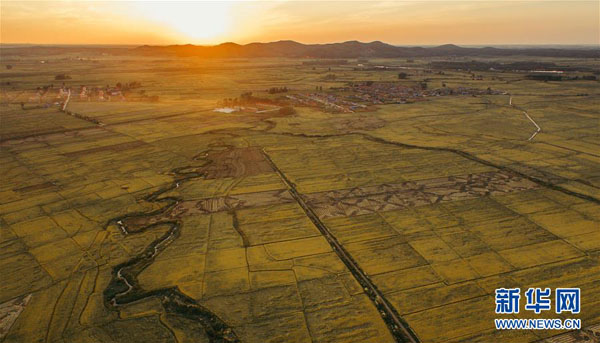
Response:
[23, 79, 156, 109]
[283, 81, 507, 113]
[20, 76, 506, 118]
[212, 80, 508, 115]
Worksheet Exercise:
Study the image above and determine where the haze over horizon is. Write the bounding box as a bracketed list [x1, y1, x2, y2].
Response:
[1, 1, 598, 46]
[2, 40, 598, 48]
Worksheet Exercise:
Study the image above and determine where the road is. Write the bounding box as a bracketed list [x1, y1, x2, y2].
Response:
[509, 96, 541, 141]
[61, 89, 71, 111]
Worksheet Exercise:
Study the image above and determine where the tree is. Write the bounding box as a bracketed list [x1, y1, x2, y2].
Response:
[55, 73, 71, 80]
[279, 106, 296, 115]
[240, 92, 253, 102]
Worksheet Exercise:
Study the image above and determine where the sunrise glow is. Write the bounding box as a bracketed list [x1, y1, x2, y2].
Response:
[134, 2, 234, 41]
[0, 1, 598, 45]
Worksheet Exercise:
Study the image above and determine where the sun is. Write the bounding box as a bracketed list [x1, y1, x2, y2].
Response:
[137, 2, 233, 42]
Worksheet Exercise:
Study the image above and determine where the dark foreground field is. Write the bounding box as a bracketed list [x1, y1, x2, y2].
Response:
[1, 52, 599, 343]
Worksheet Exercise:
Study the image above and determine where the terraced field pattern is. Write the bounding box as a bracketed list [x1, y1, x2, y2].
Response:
[1, 55, 599, 343]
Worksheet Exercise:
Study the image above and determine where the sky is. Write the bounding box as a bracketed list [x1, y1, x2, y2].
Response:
[1, 0, 598, 46]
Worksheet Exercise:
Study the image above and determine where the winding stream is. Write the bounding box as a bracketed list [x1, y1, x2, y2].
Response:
[102, 144, 240, 343]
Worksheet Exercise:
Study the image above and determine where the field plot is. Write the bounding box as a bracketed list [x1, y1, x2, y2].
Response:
[0, 54, 598, 343]
[266, 134, 600, 342]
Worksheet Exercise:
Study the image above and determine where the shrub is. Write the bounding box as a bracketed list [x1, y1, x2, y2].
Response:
[55, 74, 71, 80]
[279, 106, 296, 115]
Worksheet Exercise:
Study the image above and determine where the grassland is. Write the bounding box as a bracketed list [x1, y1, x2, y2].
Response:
[1, 51, 599, 343]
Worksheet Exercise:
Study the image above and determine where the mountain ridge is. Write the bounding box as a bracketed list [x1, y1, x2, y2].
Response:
[2, 40, 598, 58]
[133, 40, 600, 58]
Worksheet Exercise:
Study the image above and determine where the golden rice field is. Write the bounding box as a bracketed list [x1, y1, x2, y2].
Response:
[1, 53, 599, 343]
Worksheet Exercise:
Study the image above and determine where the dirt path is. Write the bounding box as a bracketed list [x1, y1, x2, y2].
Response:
[510, 96, 541, 141]
[62, 89, 71, 111]
[262, 149, 420, 343]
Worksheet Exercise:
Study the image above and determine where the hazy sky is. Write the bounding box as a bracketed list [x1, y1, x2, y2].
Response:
[1, 1, 598, 45]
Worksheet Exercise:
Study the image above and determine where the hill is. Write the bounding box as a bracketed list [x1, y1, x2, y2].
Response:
[1, 41, 598, 58]
[133, 40, 600, 58]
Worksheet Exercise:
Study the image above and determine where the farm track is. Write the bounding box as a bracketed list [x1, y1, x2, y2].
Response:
[509, 96, 541, 141]
[540, 141, 600, 158]
[0, 125, 99, 143]
[99, 130, 425, 342]
[0, 107, 206, 143]
[262, 149, 420, 343]
[16, 98, 596, 342]
[101, 137, 423, 342]
[246, 127, 600, 204]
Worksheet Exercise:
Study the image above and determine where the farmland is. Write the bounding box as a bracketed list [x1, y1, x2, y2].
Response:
[1, 51, 599, 343]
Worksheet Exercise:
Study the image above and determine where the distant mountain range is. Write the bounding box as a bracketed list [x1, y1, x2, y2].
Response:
[1, 41, 598, 58]
[134, 40, 600, 58]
